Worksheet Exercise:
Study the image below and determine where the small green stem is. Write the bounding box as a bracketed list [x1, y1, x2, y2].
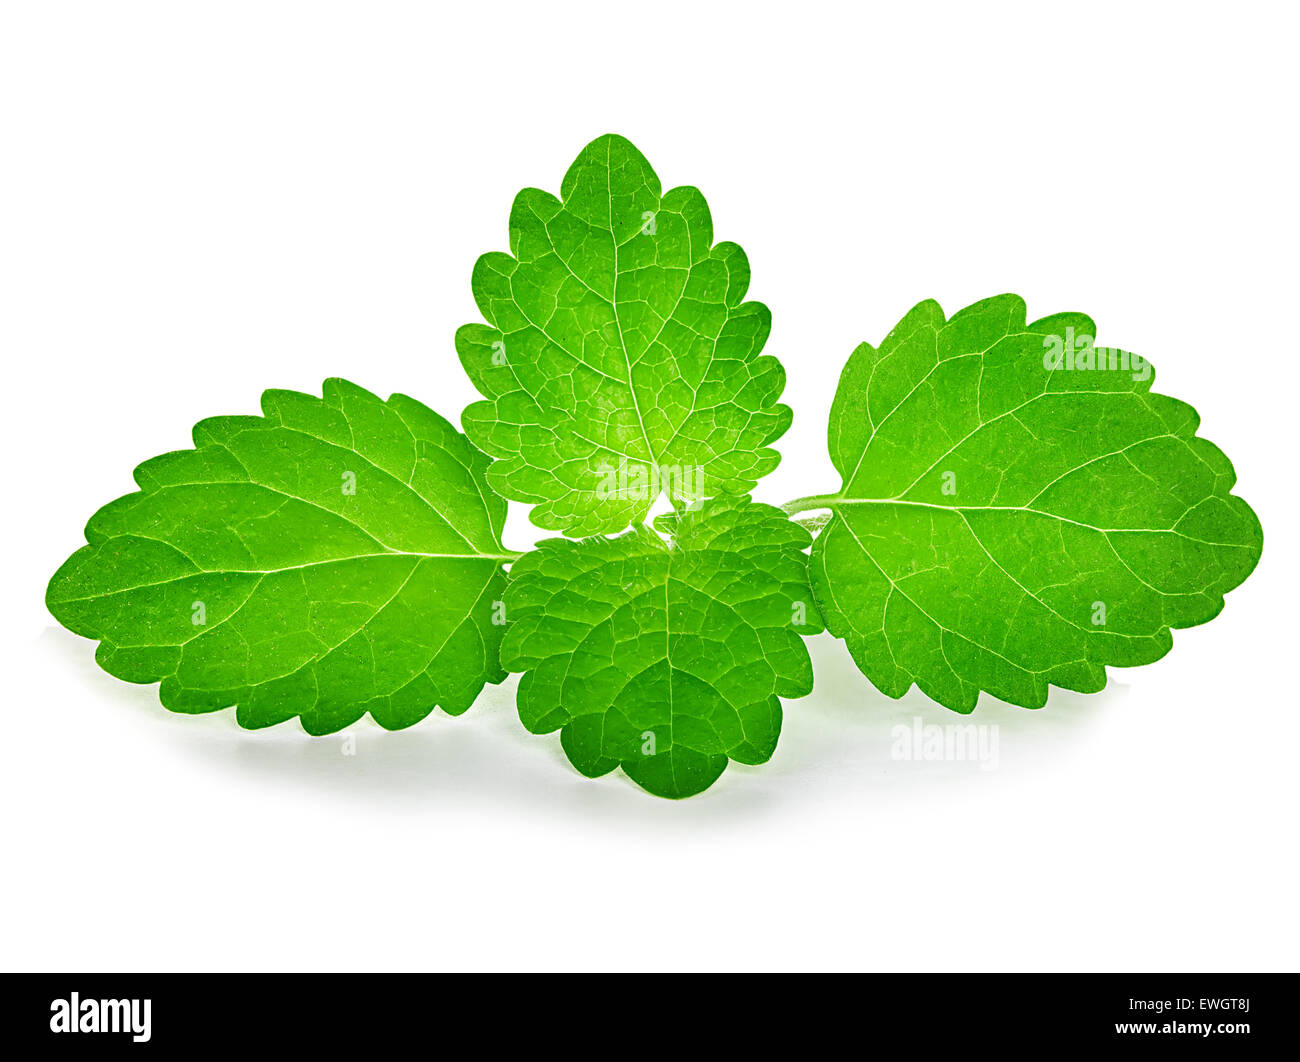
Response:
[780, 493, 841, 516]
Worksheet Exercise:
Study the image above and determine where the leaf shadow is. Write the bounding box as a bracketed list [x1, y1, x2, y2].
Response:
[39, 626, 1128, 827]
[763, 633, 1128, 794]
[37, 627, 781, 829]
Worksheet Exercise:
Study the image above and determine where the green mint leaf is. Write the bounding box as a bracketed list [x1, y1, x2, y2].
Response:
[500, 498, 821, 797]
[811, 294, 1262, 712]
[47, 379, 514, 734]
[457, 133, 792, 536]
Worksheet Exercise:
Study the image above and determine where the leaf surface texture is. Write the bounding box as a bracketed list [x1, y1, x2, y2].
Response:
[458, 133, 791, 535]
[47, 379, 511, 734]
[502, 498, 820, 796]
[813, 295, 1262, 711]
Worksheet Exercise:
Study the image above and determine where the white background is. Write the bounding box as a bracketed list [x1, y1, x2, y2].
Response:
[2, 1, 1296, 972]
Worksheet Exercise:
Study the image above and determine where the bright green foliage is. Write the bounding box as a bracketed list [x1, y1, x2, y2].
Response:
[457, 133, 792, 536]
[500, 498, 821, 797]
[809, 295, 1263, 712]
[43, 137, 1268, 799]
[47, 379, 513, 734]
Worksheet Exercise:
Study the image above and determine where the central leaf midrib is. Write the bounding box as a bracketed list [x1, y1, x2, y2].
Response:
[605, 135, 660, 470]
[825, 496, 1239, 546]
[51, 546, 509, 606]
[560, 553, 760, 747]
